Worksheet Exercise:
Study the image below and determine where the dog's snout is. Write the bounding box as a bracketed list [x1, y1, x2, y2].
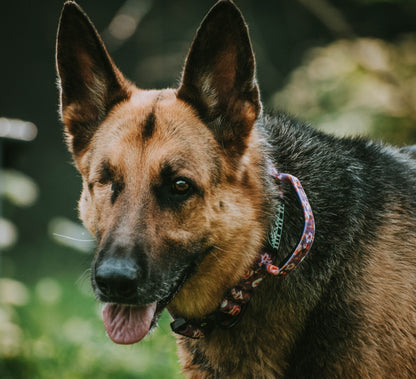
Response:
[95, 257, 141, 302]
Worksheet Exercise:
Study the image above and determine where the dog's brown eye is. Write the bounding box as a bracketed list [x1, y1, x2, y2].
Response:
[172, 179, 190, 194]
[155, 173, 196, 207]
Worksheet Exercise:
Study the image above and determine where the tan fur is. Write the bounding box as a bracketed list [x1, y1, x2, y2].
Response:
[76, 86, 268, 319]
[351, 206, 416, 378]
[57, 2, 416, 377]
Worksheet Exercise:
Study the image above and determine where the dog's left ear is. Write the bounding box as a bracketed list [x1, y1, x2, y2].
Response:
[178, 0, 261, 155]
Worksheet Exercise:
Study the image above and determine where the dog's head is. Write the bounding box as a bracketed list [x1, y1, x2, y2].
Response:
[56, 0, 270, 344]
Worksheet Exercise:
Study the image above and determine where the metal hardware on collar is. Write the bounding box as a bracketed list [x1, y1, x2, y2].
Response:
[170, 164, 315, 339]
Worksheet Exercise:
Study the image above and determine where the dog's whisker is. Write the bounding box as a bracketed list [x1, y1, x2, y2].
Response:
[76, 268, 94, 297]
[53, 233, 96, 242]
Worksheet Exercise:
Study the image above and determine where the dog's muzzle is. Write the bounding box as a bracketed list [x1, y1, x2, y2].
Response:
[92, 244, 159, 345]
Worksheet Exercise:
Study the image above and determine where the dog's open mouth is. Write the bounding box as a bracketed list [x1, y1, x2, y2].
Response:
[99, 251, 205, 345]
[102, 303, 157, 345]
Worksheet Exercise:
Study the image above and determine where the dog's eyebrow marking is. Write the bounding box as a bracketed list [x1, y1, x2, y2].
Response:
[96, 160, 125, 204]
[98, 161, 112, 184]
[142, 111, 156, 140]
[142, 93, 165, 141]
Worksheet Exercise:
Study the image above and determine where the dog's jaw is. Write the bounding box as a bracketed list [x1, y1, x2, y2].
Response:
[96, 245, 210, 345]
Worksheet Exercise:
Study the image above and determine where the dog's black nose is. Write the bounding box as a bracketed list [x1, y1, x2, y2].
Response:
[94, 257, 140, 301]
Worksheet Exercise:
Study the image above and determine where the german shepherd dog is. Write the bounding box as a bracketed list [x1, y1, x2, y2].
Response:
[56, 1, 416, 377]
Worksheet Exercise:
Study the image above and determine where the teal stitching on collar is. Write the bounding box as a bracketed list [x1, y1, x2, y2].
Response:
[269, 203, 284, 251]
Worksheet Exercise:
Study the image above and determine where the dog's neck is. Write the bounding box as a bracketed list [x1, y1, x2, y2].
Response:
[170, 163, 315, 339]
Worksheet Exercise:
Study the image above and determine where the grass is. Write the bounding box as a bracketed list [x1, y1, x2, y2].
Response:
[0, 276, 183, 379]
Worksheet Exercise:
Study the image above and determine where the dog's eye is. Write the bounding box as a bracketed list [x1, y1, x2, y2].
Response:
[171, 178, 191, 195]
[154, 176, 197, 208]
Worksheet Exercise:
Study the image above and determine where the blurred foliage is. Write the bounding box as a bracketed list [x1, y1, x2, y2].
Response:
[272, 34, 416, 145]
[0, 277, 182, 379]
[0, 0, 415, 377]
[0, 170, 39, 250]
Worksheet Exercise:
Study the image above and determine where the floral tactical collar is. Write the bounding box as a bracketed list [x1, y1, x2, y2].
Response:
[170, 164, 315, 339]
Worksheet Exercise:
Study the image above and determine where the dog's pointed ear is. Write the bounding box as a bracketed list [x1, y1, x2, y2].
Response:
[56, 1, 131, 157]
[177, 0, 260, 155]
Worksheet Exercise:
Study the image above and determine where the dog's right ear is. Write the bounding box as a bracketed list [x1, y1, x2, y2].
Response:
[56, 1, 131, 157]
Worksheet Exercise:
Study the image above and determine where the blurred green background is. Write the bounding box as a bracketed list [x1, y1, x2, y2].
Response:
[1, 0, 415, 378]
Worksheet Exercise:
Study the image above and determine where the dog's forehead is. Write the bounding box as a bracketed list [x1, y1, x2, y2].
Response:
[100, 89, 211, 143]
[91, 88, 218, 178]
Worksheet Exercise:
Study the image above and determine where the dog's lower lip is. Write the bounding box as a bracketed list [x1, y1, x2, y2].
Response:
[155, 266, 194, 314]
[152, 250, 213, 325]
[155, 247, 214, 314]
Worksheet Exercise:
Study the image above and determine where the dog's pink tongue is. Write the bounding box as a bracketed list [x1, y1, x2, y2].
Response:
[102, 302, 157, 345]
